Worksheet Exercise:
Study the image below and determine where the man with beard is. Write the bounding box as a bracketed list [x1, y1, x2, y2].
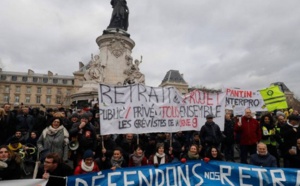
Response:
[200, 114, 222, 156]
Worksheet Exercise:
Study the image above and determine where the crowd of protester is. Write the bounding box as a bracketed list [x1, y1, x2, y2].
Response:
[0, 102, 300, 185]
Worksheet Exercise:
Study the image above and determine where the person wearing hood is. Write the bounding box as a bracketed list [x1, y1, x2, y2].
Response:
[280, 115, 300, 167]
[249, 142, 277, 167]
[74, 149, 99, 175]
[199, 114, 223, 156]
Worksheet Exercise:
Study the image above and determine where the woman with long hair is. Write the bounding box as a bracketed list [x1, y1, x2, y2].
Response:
[181, 144, 201, 161]
[0, 145, 21, 180]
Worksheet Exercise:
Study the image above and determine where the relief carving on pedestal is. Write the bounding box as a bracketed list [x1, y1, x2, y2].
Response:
[108, 35, 126, 58]
[84, 54, 105, 83]
[123, 55, 145, 85]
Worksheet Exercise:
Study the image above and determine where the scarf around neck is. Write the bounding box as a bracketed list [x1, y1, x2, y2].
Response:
[130, 152, 144, 166]
[111, 156, 124, 168]
[43, 125, 69, 145]
[188, 151, 199, 160]
[81, 160, 94, 172]
[154, 152, 165, 165]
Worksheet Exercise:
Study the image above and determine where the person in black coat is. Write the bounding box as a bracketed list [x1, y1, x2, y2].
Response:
[222, 113, 235, 162]
[0, 145, 21, 180]
[69, 114, 97, 168]
[200, 114, 222, 156]
[36, 153, 72, 186]
[280, 115, 300, 167]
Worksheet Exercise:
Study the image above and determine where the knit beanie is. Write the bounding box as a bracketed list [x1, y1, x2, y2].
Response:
[83, 149, 94, 160]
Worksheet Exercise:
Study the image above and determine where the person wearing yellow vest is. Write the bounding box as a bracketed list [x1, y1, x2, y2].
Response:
[260, 114, 282, 167]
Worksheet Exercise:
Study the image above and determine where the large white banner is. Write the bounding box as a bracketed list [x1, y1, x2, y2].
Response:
[98, 84, 225, 135]
[225, 87, 267, 114]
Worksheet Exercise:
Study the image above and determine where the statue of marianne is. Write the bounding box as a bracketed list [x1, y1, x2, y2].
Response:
[107, 0, 129, 31]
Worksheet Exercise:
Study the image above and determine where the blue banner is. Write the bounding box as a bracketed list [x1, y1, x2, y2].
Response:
[67, 161, 300, 186]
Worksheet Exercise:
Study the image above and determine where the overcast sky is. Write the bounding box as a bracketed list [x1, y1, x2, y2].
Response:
[1, 0, 300, 97]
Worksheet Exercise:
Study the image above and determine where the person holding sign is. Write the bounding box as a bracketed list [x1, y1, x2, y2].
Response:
[74, 149, 99, 175]
[104, 147, 128, 170]
[234, 108, 261, 164]
[148, 143, 170, 167]
[181, 144, 201, 161]
[36, 153, 72, 186]
[128, 145, 148, 167]
[249, 142, 277, 167]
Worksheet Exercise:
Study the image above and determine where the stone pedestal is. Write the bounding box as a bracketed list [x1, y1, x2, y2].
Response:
[70, 32, 136, 107]
[96, 32, 135, 85]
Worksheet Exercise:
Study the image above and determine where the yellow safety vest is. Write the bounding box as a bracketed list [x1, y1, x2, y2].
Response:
[261, 126, 281, 146]
[260, 85, 288, 111]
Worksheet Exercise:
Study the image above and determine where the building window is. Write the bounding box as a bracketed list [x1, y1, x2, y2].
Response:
[4, 86, 10, 93]
[37, 87, 42, 94]
[33, 77, 38, 82]
[36, 96, 41, 104]
[46, 96, 51, 104]
[53, 79, 58, 84]
[26, 87, 31, 94]
[47, 88, 51, 94]
[15, 95, 20, 103]
[57, 88, 62, 94]
[22, 76, 28, 82]
[62, 79, 68, 84]
[43, 78, 48, 83]
[16, 86, 20, 93]
[56, 96, 61, 104]
[11, 76, 17, 81]
[0, 75, 6, 80]
[66, 89, 71, 95]
[3, 95, 9, 102]
[25, 96, 30, 103]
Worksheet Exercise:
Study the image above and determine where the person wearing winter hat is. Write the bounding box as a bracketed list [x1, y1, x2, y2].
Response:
[74, 149, 99, 175]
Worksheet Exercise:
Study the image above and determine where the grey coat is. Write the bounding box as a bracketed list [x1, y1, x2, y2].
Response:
[37, 127, 69, 161]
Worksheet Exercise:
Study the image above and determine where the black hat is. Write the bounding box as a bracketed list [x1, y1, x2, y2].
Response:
[206, 114, 214, 119]
[71, 113, 79, 118]
[288, 115, 300, 121]
[81, 113, 89, 120]
[9, 137, 20, 144]
[83, 149, 94, 160]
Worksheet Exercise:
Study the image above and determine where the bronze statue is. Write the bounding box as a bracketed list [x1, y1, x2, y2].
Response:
[107, 0, 129, 31]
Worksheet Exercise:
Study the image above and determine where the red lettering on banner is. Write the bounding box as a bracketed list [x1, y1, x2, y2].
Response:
[184, 90, 215, 105]
[180, 118, 198, 128]
[226, 88, 253, 98]
[160, 106, 180, 118]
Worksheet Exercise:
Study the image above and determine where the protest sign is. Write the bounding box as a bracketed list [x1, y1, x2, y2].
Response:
[98, 84, 226, 135]
[225, 87, 267, 113]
